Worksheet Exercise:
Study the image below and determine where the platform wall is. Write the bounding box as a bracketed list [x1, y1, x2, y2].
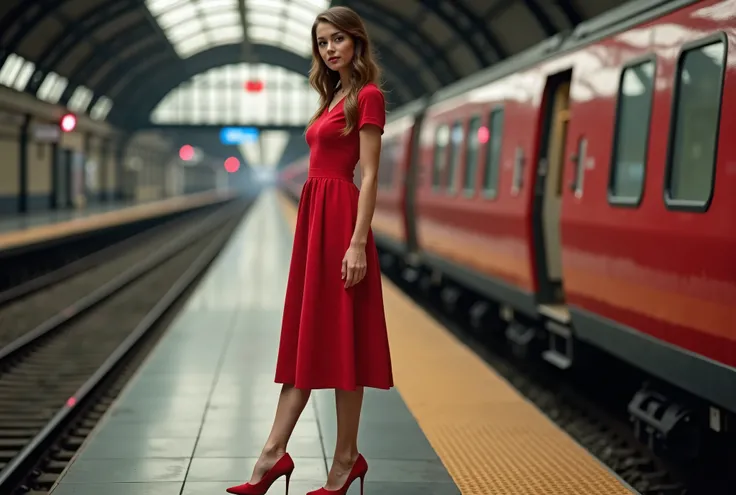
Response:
[0, 86, 216, 214]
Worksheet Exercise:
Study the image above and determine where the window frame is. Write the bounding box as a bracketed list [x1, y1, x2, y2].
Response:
[482, 105, 505, 200]
[462, 114, 483, 198]
[663, 32, 727, 213]
[607, 53, 657, 209]
[431, 123, 450, 193]
[445, 119, 464, 196]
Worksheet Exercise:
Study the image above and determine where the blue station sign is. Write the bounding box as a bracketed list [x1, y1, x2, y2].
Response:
[220, 126, 260, 145]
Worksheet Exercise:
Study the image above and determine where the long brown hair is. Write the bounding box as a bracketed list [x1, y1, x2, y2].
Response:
[307, 6, 382, 136]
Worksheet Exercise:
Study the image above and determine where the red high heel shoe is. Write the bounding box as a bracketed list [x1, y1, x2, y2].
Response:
[307, 454, 368, 495]
[226, 453, 295, 495]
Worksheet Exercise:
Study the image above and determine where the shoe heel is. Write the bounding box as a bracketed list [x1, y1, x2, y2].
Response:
[359, 475, 365, 495]
[285, 472, 291, 495]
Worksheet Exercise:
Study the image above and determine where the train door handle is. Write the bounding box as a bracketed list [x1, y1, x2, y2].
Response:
[535, 158, 548, 195]
[569, 137, 587, 196]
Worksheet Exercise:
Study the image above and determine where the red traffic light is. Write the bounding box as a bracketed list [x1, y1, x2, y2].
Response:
[224, 156, 240, 173]
[244, 80, 264, 92]
[60, 113, 76, 132]
[179, 145, 194, 161]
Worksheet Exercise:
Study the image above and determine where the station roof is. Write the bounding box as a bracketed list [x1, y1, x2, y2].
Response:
[0, 0, 629, 129]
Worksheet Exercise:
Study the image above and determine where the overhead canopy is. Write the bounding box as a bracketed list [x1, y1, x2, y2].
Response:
[0, 0, 622, 129]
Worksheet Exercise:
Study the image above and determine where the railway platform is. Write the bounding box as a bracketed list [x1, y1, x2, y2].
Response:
[48, 190, 634, 495]
[0, 190, 234, 253]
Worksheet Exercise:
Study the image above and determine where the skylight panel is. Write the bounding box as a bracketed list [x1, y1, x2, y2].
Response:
[146, 0, 182, 16]
[168, 19, 204, 41]
[208, 26, 242, 44]
[90, 96, 113, 120]
[145, 0, 243, 58]
[177, 33, 210, 57]
[0, 54, 23, 87]
[151, 62, 316, 131]
[247, 12, 281, 28]
[13, 61, 35, 91]
[145, 0, 330, 59]
[245, 0, 329, 56]
[201, 11, 239, 30]
[282, 35, 308, 56]
[68, 85, 94, 112]
[36, 72, 68, 104]
[249, 26, 281, 44]
[157, 3, 198, 28]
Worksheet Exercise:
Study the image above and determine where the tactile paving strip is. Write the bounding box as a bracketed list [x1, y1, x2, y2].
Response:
[278, 193, 632, 495]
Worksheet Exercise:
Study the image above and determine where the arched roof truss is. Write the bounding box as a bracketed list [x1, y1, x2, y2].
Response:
[0, 0, 608, 128]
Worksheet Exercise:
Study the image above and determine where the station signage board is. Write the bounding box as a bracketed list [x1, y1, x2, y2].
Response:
[220, 126, 259, 145]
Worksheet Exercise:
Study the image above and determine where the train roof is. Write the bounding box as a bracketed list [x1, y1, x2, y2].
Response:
[386, 0, 700, 120]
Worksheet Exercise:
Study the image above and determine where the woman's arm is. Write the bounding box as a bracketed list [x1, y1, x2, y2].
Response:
[343, 124, 382, 288]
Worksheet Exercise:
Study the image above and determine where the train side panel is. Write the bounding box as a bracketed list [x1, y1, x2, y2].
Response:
[560, 0, 736, 411]
[412, 72, 547, 315]
[371, 116, 415, 253]
[279, 157, 309, 200]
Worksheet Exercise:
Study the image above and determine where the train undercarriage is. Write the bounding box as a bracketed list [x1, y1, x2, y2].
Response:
[377, 245, 736, 489]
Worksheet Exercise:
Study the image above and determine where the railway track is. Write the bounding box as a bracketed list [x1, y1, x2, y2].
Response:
[382, 265, 714, 495]
[0, 198, 249, 494]
[0, 204, 220, 293]
[0, 206, 216, 344]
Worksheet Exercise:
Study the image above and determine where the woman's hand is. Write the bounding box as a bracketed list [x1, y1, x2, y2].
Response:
[342, 244, 367, 289]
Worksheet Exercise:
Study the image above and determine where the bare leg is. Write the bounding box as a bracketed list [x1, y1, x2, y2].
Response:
[248, 384, 311, 483]
[325, 387, 364, 490]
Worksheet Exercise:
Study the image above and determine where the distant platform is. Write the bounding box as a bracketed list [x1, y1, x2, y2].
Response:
[0, 190, 235, 253]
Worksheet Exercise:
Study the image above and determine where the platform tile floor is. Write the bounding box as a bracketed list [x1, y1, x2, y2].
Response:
[49, 190, 460, 495]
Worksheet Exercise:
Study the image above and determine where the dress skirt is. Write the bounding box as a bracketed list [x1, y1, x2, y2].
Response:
[274, 175, 394, 391]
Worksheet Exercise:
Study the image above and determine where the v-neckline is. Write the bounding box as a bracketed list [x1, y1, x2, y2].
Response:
[328, 94, 346, 113]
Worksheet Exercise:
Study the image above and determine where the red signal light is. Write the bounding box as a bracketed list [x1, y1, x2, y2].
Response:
[477, 126, 489, 144]
[244, 80, 264, 92]
[179, 145, 194, 161]
[60, 113, 77, 132]
[224, 156, 240, 173]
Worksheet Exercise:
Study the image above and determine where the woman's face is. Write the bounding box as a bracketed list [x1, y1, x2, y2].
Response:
[316, 21, 355, 72]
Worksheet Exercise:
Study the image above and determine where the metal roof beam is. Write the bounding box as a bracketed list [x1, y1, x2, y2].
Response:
[69, 24, 159, 96]
[556, 0, 583, 27]
[0, 0, 65, 58]
[520, 0, 559, 36]
[348, 0, 457, 86]
[29, 0, 140, 93]
[419, 0, 505, 65]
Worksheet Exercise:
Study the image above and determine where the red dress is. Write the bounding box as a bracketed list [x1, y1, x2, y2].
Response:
[275, 83, 394, 391]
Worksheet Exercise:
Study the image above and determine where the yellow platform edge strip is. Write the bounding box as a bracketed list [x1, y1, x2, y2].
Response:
[277, 191, 631, 495]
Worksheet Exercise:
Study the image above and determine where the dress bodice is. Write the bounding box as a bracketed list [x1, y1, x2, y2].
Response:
[305, 83, 385, 181]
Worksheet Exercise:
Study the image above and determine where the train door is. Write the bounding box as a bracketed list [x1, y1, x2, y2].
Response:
[404, 112, 424, 255]
[532, 69, 571, 305]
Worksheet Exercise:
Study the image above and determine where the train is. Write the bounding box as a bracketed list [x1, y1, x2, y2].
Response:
[279, 0, 735, 459]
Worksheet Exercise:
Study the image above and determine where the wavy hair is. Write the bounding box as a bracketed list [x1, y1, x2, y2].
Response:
[307, 6, 382, 136]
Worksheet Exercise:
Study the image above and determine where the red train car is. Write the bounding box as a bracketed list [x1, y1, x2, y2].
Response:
[280, 0, 735, 457]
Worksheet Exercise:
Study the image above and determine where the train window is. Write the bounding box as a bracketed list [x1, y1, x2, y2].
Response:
[665, 37, 726, 212]
[432, 124, 449, 191]
[446, 121, 464, 194]
[483, 108, 504, 198]
[608, 58, 655, 206]
[463, 115, 482, 195]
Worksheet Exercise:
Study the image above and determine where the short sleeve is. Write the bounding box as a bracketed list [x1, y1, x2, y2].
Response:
[358, 84, 385, 134]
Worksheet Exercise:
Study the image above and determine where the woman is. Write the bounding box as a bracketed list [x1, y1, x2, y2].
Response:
[226, 6, 393, 495]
